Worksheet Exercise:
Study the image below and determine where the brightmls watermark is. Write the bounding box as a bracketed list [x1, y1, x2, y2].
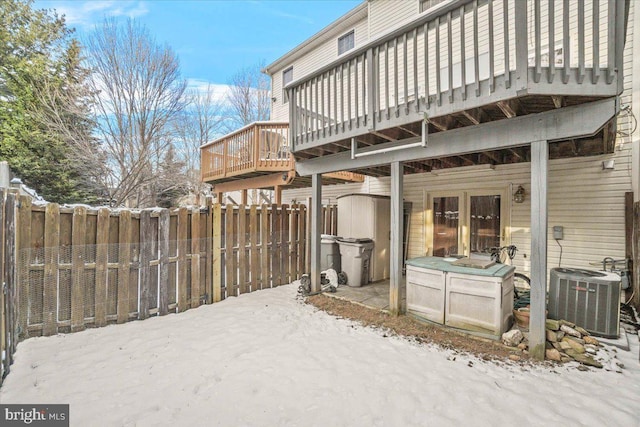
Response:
[1, 405, 68, 426]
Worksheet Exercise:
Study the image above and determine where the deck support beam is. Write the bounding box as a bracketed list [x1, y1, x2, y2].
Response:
[530, 139, 548, 361]
[212, 171, 296, 194]
[296, 98, 617, 176]
[310, 174, 322, 293]
[389, 161, 404, 315]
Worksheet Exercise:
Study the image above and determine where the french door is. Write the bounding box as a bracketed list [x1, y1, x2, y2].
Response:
[427, 188, 508, 257]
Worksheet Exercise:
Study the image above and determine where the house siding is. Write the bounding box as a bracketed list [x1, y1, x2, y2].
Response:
[368, 0, 419, 40]
[270, 16, 369, 122]
[274, 0, 635, 281]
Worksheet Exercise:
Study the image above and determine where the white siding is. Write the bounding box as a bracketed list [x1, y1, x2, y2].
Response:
[284, 144, 631, 278]
[276, 0, 636, 281]
[368, 0, 419, 39]
[270, 17, 369, 121]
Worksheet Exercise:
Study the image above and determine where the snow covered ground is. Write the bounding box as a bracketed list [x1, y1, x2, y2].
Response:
[1, 283, 639, 427]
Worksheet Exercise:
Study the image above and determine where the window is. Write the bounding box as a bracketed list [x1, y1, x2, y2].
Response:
[338, 30, 355, 55]
[428, 189, 507, 257]
[282, 67, 293, 103]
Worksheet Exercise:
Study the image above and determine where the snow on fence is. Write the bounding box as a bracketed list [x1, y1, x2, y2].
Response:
[0, 188, 337, 385]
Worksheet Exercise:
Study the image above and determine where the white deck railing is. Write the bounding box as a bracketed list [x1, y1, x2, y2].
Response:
[286, 0, 627, 152]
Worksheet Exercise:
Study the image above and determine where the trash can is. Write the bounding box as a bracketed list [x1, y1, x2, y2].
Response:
[321, 234, 341, 272]
[337, 238, 374, 287]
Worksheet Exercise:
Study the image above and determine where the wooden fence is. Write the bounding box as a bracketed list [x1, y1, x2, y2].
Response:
[0, 191, 337, 385]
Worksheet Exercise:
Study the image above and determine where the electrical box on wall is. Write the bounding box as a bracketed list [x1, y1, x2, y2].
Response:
[553, 226, 564, 240]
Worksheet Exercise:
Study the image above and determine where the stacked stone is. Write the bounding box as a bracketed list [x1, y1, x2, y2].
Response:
[501, 319, 603, 368]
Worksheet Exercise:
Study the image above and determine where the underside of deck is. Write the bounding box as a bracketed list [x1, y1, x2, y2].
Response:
[293, 94, 616, 177]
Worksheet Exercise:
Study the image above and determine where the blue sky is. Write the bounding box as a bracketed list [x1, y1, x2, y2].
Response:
[34, 0, 362, 90]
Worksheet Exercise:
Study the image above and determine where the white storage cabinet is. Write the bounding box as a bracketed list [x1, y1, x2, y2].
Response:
[406, 257, 514, 338]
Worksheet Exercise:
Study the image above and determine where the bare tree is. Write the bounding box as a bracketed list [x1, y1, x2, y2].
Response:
[226, 61, 270, 130]
[28, 40, 108, 199]
[173, 84, 226, 204]
[85, 19, 187, 207]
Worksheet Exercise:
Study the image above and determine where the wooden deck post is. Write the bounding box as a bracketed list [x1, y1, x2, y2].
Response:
[275, 186, 282, 205]
[530, 139, 548, 361]
[390, 161, 404, 315]
[310, 174, 322, 292]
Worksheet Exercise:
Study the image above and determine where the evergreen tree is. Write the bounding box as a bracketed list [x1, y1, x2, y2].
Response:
[0, 0, 100, 203]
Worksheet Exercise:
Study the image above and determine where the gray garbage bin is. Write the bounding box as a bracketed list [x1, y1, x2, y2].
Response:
[337, 238, 374, 287]
[320, 234, 341, 272]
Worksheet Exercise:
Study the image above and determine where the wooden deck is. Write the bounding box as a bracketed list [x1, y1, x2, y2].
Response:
[200, 122, 364, 192]
[286, 0, 626, 175]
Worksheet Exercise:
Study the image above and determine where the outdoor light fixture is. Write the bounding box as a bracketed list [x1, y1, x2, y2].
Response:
[602, 159, 615, 170]
[513, 185, 525, 203]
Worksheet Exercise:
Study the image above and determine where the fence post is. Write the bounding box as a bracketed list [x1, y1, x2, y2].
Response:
[71, 206, 87, 332]
[212, 203, 222, 302]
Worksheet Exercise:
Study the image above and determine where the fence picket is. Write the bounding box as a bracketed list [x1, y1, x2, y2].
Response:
[138, 210, 152, 320]
[191, 208, 201, 307]
[117, 210, 132, 323]
[290, 205, 299, 281]
[281, 204, 290, 284]
[43, 203, 60, 336]
[249, 205, 258, 292]
[260, 205, 269, 289]
[0, 191, 7, 381]
[94, 208, 109, 327]
[212, 204, 222, 302]
[238, 205, 248, 294]
[271, 204, 281, 286]
[71, 206, 87, 332]
[158, 209, 170, 315]
[299, 205, 307, 275]
[17, 195, 31, 339]
[5, 193, 16, 356]
[205, 198, 213, 304]
[177, 208, 188, 310]
[225, 204, 235, 297]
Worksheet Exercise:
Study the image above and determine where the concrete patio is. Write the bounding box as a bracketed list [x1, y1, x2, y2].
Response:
[324, 279, 406, 313]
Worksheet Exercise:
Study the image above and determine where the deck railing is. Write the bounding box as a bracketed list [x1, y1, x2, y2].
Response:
[201, 122, 292, 182]
[286, 0, 627, 152]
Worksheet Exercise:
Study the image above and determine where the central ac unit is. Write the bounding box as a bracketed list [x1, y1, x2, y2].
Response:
[548, 267, 621, 338]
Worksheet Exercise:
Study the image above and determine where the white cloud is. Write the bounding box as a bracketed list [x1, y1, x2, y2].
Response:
[38, 1, 150, 28]
[186, 79, 232, 104]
